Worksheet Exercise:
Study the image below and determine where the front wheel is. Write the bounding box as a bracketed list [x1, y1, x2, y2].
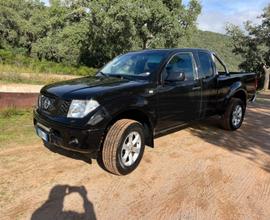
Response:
[221, 98, 246, 130]
[102, 119, 145, 175]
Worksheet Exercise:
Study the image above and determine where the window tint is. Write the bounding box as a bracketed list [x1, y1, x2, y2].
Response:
[198, 52, 214, 77]
[164, 53, 195, 81]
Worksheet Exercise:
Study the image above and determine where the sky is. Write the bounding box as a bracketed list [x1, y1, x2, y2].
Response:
[43, 0, 269, 34]
[183, 0, 269, 33]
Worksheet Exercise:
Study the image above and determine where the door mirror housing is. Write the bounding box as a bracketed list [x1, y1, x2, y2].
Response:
[165, 72, 185, 82]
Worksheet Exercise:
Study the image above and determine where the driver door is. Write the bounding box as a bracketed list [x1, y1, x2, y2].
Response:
[156, 52, 202, 131]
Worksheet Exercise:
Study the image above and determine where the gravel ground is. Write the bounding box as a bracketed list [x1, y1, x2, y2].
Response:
[0, 95, 270, 220]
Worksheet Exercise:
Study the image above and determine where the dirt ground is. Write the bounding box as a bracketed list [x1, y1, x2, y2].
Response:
[0, 83, 43, 93]
[1, 95, 270, 220]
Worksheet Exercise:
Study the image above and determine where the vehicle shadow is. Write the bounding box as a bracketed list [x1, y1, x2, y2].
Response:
[188, 100, 270, 172]
[43, 142, 94, 164]
[43, 142, 108, 172]
[31, 185, 96, 220]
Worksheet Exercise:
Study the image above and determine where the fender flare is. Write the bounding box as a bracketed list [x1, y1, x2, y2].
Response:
[224, 81, 247, 106]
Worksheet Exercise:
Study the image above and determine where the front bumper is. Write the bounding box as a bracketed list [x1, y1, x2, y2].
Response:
[33, 110, 105, 154]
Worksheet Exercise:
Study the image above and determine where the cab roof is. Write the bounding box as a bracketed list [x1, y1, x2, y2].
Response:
[131, 48, 213, 55]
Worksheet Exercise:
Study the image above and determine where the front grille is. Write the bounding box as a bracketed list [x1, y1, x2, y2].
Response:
[38, 95, 71, 116]
[39, 95, 56, 113]
[59, 100, 71, 115]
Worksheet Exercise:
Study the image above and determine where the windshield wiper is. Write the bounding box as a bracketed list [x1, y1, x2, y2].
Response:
[99, 72, 124, 79]
[97, 71, 109, 78]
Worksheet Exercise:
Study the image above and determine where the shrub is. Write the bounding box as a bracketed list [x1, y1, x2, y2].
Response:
[0, 107, 24, 118]
[0, 49, 98, 76]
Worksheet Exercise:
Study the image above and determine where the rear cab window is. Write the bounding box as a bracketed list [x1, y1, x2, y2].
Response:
[198, 51, 215, 78]
[213, 54, 228, 75]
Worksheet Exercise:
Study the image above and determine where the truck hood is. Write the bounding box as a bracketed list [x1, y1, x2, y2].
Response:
[41, 76, 150, 100]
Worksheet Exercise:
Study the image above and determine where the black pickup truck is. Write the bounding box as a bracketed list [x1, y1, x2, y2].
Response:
[34, 48, 257, 175]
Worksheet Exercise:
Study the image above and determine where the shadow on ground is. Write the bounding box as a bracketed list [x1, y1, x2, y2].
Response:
[44, 142, 94, 164]
[189, 97, 270, 172]
[31, 185, 96, 220]
[43, 142, 108, 173]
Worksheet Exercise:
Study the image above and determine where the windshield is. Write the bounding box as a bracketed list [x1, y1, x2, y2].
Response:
[100, 52, 167, 77]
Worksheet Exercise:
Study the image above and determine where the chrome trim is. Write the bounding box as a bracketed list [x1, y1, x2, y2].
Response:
[37, 122, 51, 132]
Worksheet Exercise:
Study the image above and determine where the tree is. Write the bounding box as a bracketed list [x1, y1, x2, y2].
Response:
[227, 5, 270, 90]
[0, 0, 49, 54]
[87, 0, 201, 67]
[32, 0, 90, 65]
[0, 0, 201, 68]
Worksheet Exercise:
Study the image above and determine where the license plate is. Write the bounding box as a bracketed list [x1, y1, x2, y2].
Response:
[36, 127, 49, 142]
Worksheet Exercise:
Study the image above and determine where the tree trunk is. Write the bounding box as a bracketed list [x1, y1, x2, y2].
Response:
[143, 39, 148, 49]
[142, 39, 151, 49]
[263, 65, 270, 91]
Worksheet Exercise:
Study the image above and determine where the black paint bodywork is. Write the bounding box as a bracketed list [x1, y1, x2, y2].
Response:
[33, 48, 257, 153]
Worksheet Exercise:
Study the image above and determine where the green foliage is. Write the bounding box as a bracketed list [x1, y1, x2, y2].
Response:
[0, 0, 201, 68]
[0, 0, 245, 76]
[182, 30, 243, 71]
[0, 0, 49, 53]
[0, 49, 97, 76]
[83, 0, 201, 67]
[226, 4, 270, 89]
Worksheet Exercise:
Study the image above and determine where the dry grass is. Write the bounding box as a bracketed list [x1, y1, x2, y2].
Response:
[0, 71, 77, 85]
[0, 108, 38, 149]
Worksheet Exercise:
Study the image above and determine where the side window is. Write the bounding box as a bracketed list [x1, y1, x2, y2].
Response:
[198, 52, 214, 77]
[163, 53, 195, 81]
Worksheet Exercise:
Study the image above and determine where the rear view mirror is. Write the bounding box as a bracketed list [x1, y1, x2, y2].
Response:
[166, 72, 185, 82]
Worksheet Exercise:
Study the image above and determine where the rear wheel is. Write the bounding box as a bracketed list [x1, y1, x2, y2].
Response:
[221, 98, 246, 130]
[102, 119, 145, 175]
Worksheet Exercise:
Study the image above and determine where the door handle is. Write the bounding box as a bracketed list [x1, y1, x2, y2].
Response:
[192, 86, 201, 91]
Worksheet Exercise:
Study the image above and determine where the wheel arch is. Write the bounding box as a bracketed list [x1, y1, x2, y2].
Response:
[231, 89, 247, 106]
[104, 108, 155, 148]
[224, 82, 247, 107]
[220, 88, 247, 116]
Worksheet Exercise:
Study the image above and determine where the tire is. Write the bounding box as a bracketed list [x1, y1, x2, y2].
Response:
[221, 98, 246, 131]
[102, 119, 145, 175]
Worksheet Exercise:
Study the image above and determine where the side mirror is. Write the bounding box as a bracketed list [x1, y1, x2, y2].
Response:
[166, 72, 185, 82]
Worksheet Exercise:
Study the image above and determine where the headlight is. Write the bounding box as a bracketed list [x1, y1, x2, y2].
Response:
[67, 99, 100, 118]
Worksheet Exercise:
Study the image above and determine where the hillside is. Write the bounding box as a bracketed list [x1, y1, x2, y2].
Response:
[0, 30, 243, 83]
[183, 30, 243, 72]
